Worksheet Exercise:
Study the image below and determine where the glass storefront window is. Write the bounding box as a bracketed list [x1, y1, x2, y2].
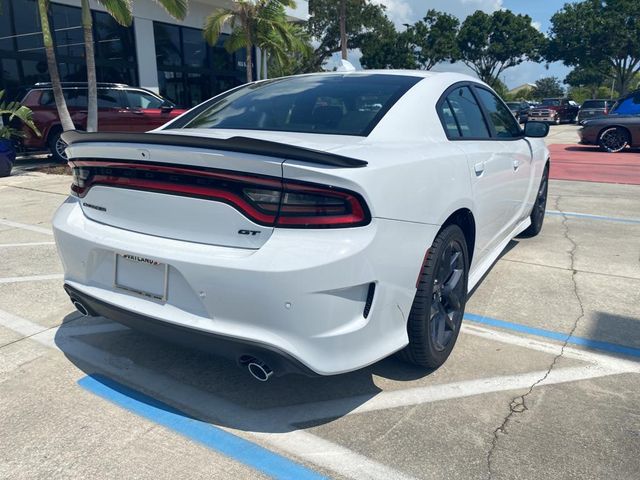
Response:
[153, 21, 247, 108]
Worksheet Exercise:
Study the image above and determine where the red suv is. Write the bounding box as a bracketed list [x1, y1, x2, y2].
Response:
[20, 82, 186, 162]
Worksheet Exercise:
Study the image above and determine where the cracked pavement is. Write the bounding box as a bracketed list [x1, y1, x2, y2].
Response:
[1, 172, 639, 480]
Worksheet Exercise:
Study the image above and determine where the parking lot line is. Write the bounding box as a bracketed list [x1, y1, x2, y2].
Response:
[0, 274, 64, 284]
[0, 242, 56, 248]
[0, 218, 53, 235]
[465, 312, 640, 358]
[0, 308, 415, 480]
[79, 374, 328, 480]
[545, 210, 640, 225]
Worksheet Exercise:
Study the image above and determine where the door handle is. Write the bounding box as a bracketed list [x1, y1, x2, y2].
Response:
[474, 161, 485, 176]
[513, 159, 520, 171]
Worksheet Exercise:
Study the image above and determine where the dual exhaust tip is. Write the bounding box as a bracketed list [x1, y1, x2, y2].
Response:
[71, 298, 275, 382]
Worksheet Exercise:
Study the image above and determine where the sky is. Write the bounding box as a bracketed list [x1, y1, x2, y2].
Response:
[336, 0, 580, 89]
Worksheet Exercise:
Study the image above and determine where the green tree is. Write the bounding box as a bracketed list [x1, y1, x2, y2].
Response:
[564, 64, 611, 99]
[37, 0, 74, 132]
[548, 0, 640, 96]
[408, 10, 459, 70]
[204, 0, 297, 82]
[457, 10, 546, 88]
[360, 17, 415, 69]
[306, 0, 390, 71]
[258, 12, 311, 79]
[531, 77, 565, 100]
[81, 0, 187, 132]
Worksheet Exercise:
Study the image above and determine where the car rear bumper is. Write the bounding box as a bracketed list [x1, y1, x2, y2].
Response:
[53, 196, 438, 376]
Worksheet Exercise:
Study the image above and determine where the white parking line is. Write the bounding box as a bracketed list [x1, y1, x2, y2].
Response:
[0, 309, 415, 480]
[0, 242, 56, 248]
[0, 219, 53, 235]
[1, 308, 637, 479]
[0, 274, 64, 284]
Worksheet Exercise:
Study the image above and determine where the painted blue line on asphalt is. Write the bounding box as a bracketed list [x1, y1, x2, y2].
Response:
[545, 210, 640, 225]
[465, 313, 640, 358]
[78, 374, 327, 480]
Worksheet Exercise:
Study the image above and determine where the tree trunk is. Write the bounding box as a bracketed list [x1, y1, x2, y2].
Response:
[262, 49, 267, 80]
[339, 0, 347, 60]
[81, 0, 97, 132]
[246, 42, 253, 82]
[38, 0, 74, 132]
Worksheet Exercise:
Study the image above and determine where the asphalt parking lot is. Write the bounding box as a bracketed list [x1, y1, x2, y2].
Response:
[1, 141, 639, 479]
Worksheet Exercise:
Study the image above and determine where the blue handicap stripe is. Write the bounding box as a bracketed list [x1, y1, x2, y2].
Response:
[545, 210, 640, 225]
[465, 312, 640, 358]
[78, 374, 327, 480]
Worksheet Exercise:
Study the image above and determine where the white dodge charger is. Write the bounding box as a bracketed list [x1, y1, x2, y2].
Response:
[54, 71, 550, 381]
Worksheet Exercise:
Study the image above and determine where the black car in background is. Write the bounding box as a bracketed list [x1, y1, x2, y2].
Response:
[577, 99, 613, 123]
[506, 101, 531, 123]
[579, 90, 640, 152]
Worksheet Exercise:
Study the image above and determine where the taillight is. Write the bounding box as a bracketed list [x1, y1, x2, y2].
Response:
[70, 161, 370, 228]
[276, 182, 368, 227]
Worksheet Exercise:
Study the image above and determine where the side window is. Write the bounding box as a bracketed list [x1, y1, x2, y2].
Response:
[439, 99, 461, 138]
[474, 88, 522, 139]
[97, 89, 123, 108]
[612, 94, 640, 115]
[64, 89, 88, 108]
[442, 86, 490, 139]
[126, 91, 165, 109]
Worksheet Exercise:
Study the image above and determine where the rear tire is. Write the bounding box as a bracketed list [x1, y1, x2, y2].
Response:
[520, 165, 549, 238]
[48, 129, 68, 164]
[598, 127, 629, 153]
[398, 225, 469, 369]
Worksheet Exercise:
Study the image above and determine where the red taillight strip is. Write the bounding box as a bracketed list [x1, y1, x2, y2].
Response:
[71, 160, 282, 188]
[71, 160, 371, 228]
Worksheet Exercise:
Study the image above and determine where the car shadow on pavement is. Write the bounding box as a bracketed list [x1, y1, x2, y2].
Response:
[589, 311, 640, 352]
[54, 313, 436, 433]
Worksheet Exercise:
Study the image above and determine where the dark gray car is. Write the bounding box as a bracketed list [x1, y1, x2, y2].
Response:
[577, 99, 613, 123]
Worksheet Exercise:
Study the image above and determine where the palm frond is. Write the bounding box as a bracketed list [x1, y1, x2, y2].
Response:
[225, 28, 249, 53]
[153, 0, 188, 21]
[204, 10, 235, 45]
[95, 0, 133, 26]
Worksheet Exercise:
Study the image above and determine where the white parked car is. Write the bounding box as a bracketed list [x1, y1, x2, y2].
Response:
[53, 72, 550, 381]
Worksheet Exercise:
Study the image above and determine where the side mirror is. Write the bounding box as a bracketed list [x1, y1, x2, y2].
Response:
[524, 121, 550, 138]
[160, 102, 174, 113]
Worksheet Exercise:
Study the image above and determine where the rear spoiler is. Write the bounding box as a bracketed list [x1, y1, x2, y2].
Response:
[60, 131, 368, 168]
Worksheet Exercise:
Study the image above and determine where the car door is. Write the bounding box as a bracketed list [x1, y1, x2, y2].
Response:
[439, 85, 515, 265]
[473, 86, 534, 230]
[96, 88, 127, 132]
[123, 89, 175, 131]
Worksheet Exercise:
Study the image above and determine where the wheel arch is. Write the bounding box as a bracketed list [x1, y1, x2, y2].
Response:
[46, 123, 63, 144]
[441, 208, 476, 267]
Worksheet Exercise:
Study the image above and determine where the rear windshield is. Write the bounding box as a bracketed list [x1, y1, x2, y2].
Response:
[506, 102, 520, 108]
[582, 100, 606, 108]
[541, 99, 561, 106]
[181, 74, 421, 136]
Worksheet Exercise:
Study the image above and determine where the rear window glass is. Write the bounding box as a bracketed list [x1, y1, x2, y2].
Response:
[181, 74, 421, 136]
[541, 99, 561, 106]
[582, 100, 606, 108]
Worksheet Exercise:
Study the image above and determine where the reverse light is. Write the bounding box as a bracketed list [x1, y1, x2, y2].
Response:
[69, 160, 370, 228]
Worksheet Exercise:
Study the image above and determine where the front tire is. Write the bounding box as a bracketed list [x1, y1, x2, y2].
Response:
[598, 127, 629, 153]
[399, 225, 469, 369]
[520, 165, 549, 238]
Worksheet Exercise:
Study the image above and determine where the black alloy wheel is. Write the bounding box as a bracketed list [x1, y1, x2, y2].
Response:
[399, 224, 469, 368]
[598, 127, 629, 153]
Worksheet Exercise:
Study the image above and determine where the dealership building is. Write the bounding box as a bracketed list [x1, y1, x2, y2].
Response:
[0, 0, 308, 107]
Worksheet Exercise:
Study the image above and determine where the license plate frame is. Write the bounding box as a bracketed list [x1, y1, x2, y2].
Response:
[114, 253, 168, 301]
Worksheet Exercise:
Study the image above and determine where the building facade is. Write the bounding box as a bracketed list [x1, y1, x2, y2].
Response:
[0, 0, 308, 107]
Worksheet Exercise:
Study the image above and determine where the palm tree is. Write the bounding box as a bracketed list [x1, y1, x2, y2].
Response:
[258, 20, 310, 79]
[204, 0, 296, 83]
[80, 0, 188, 132]
[37, 0, 74, 132]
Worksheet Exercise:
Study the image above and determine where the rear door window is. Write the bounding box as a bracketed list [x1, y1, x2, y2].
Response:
[474, 87, 522, 138]
[97, 89, 124, 108]
[440, 86, 490, 139]
[611, 93, 640, 115]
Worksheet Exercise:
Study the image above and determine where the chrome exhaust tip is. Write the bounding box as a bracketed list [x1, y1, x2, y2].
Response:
[247, 361, 274, 382]
[72, 300, 90, 317]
